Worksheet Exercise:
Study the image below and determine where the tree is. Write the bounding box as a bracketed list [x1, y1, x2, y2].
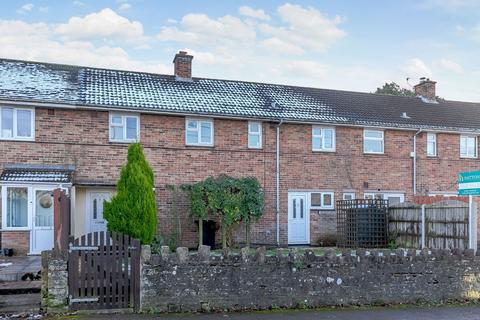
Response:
[183, 175, 264, 249]
[375, 82, 415, 97]
[103, 143, 157, 244]
[239, 177, 264, 248]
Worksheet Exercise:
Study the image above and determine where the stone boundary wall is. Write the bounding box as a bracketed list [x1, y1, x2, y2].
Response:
[41, 251, 68, 312]
[141, 245, 480, 313]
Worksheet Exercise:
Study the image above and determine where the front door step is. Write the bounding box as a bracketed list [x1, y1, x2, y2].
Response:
[0, 280, 41, 295]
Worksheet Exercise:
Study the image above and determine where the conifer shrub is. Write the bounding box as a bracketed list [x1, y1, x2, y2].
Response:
[104, 143, 157, 244]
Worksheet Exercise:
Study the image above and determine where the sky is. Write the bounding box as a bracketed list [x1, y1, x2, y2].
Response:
[0, 0, 479, 102]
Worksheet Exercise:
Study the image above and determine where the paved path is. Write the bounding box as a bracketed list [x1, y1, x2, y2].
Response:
[65, 305, 480, 320]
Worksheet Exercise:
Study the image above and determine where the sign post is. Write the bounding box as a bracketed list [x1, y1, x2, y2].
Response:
[458, 171, 480, 252]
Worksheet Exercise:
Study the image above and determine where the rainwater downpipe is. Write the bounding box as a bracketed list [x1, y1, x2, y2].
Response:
[413, 129, 422, 196]
[276, 119, 283, 247]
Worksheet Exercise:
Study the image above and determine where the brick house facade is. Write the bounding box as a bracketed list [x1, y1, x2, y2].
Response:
[1, 53, 480, 254]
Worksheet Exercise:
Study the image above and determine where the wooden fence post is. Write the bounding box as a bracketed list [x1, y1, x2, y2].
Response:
[54, 188, 71, 257]
[421, 204, 426, 249]
[469, 195, 477, 252]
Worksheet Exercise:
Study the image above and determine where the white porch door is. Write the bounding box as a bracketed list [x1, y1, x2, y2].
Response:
[288, 193, 310, 244]
[31, 189, 54, 254]
[87, 192, 111, 234]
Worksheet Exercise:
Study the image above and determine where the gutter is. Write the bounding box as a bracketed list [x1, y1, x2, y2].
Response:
[413, 129, 422, 196]
[276, 119, 284, 247]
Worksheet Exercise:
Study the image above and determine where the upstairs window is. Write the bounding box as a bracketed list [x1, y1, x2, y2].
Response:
[0, 107, 34, 140]
[186, 118, 214, 146]
[312, 126, 335, 152]
[460, 135, 477, 158]
[109, 113, 139, 142]
[364, 129, 384, 154]
[427, 133, 437, 157]
[248, 122, 262, 149]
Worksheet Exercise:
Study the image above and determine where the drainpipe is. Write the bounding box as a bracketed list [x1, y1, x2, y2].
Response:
[413, 129, 422, 196]
[276, 119, 283, 247]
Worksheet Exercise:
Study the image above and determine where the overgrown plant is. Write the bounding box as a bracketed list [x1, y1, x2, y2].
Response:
[182, 175, 264, 249]
[103, 143, 157, 244]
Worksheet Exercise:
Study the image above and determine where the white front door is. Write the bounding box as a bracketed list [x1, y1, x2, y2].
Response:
[31, 188, 54, 254]
[87, 191, 111, 233]
[288, 192, 310, 244]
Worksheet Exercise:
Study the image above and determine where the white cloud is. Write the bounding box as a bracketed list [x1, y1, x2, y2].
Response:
[239, 6, 270, 21]
[17, 3, 34, 14]
[435, 58, 464, 74]
[118, 3, 131, 11]
[73, 1, 85, 6]
[403, 58, 433, 80]
[259, 37, 304, 55]
[55, 8, 144, 42]
[258, 3, 346, 53]
[0, 19, 169, 74]
[39, 7, 49, 13]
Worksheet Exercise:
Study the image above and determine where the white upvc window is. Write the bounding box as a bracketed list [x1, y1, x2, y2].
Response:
[364, 192, 404, 205]
[460, 135, 477, 158]
[310, 192, 334, 209]
[1, 186, 30, 230]
[248, 121, 262, 149]
[427, 132, 437, 157]
[343, 192, 356, 200]
[0, 107, 34, 141]
[109, 113, 139, 142]
[364, 129, 384, 154]
[312, 126, 335, 152]
[185, 118, 214, 146]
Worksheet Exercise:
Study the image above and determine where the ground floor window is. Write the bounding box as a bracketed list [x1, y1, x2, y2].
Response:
[364, 192, 404, 205]
[343, 192, 356, 200]
[310, 191, 334, 209]
[5, 187, 28, 228]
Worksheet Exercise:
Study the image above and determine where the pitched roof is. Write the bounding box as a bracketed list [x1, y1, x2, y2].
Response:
[1, 58, 480, 132]
[0, 164, 74, 183]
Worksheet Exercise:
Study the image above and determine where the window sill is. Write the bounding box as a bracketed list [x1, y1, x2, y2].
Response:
[186, 144, 215, 149]
[363, 152, 385, 156]
[109, 140, 138, 144]
[0, 137, 35, 142]
[312, 149, 336, 153]
[1, 228, 30, 232]
[460, 156, 478, 159]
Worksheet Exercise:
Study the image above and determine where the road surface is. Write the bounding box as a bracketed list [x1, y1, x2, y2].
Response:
[64, 305, 480, 320]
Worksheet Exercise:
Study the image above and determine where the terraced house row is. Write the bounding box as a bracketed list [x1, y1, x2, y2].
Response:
[1, 51, 479, 254]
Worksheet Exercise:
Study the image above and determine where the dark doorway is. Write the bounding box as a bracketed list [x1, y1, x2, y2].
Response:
[202, 220, 217, 248]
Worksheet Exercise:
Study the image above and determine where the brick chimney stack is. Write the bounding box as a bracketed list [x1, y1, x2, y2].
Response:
[414, 77, 437, 101]
[173, 51, 193, 80]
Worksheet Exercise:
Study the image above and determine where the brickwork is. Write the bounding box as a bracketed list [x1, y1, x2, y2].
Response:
[1, 231, 29, 255]
[1, 107, 480, 250]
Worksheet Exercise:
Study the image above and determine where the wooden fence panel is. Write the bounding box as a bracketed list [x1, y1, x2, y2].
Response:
[389, 201, 469, 249]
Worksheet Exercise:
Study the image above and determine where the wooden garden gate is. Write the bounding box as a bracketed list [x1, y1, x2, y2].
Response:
[67, 231, 141, 311]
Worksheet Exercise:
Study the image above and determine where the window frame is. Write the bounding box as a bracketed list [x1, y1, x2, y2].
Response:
[460, 134, 478, 159]
[1, 185, 31, 231]
[363, 129, 384, 154]
[427, 132, 437, 157]
[185, 118, 214, 147]
[364, 192, 405, 205]
[310, 191, 335, 210]
[312, 126, 336, 152]
[0, 106, 35, 141]
[342, 192, 356, 200]
[109, 113, 140, 143]
[248, 121, 262, 149]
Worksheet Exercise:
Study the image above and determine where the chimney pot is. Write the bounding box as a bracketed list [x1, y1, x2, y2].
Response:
[414, 77, 436, 101]
[173, 50, 193, 80]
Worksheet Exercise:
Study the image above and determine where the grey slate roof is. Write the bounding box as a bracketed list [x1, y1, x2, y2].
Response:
[1, 58, 480, 132]
[0, 164, 74, 183]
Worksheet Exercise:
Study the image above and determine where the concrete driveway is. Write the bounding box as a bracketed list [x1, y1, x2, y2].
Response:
[61, 305, 480, 320]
